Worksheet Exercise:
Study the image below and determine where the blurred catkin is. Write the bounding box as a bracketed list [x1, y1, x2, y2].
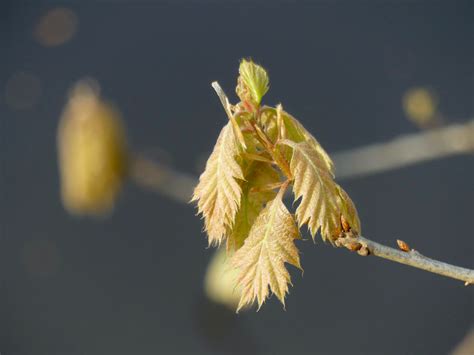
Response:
[57, 80, 128, 216]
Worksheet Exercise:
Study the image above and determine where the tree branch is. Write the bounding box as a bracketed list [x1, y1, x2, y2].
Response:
[130, 120, 474, 285]
[335, 234, 474, 284]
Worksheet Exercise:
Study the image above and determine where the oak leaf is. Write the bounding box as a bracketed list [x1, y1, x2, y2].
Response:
[281, 140, 360, 242]
[232, 191, 301, 312]
[192, 122, 244, 246]
[281, 110, 334, 174]
[227, 162, 280, 252]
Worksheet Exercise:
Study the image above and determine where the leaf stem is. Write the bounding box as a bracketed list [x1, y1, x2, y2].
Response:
[248, 116, 293, 180]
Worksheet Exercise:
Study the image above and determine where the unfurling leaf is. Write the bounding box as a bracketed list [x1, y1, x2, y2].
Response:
[232, 191, 301, 312]
[192, 122, 244, 246]
[196, 59, 362, 311]
[281, 140, 360, 242]
[227, 162, 280, 252]
[280, 110, 334, 174]
[236, 59, 269, 106]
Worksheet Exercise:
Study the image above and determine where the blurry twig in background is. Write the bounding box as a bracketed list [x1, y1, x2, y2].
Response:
[334, 119, 474, 179]
[130, 155, 196, 203]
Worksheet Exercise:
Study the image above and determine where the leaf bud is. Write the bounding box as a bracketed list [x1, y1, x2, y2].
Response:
[236, 59, 269, 108]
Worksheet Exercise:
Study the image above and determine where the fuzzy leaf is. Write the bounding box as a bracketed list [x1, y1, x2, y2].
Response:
[232, 191, 301, 312]
[227, 162, 280, 252]
[236, 59, 269, 106]
[281, 111, 334, 174]
[281, 140, 360, 242]
[256, 106, 334, 174]
[192, 122, 244, 246]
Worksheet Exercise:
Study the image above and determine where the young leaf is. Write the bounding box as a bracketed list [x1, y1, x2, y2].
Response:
[192, 122, 244, 246]
[236, 59, 269, 106]
[227, 162, 280, 252]
[281, 140, 360, 242]
[281, 110, 334, 174]
[232, 190, 301, 312]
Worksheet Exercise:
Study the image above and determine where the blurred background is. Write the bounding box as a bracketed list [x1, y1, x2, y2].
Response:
[1, 0, 473, 354]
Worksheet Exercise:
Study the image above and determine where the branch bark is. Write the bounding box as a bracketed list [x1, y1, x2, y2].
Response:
[335, 234, 474, 284]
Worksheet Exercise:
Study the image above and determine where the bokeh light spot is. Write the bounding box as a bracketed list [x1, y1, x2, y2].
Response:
[402, 87, 438, 128]
[34, 7, 78, 47]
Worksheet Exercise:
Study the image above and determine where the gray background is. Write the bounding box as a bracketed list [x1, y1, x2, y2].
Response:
[1, 0, 473, 354]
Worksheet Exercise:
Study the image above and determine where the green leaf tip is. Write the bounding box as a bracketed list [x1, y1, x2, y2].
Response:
[236, 59, 269, 106]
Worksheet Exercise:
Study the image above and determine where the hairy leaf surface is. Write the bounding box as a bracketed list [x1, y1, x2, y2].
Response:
[196, 59, 363, 312]
[236, 59, 269, 105]
[282, 140, 360, 242]
[232, 192, 301, 312]
[281, 111, 334, 174]
[227, 162, 280, 252]
[192, 122, 244, 246]
[257, 106, 334, 174]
